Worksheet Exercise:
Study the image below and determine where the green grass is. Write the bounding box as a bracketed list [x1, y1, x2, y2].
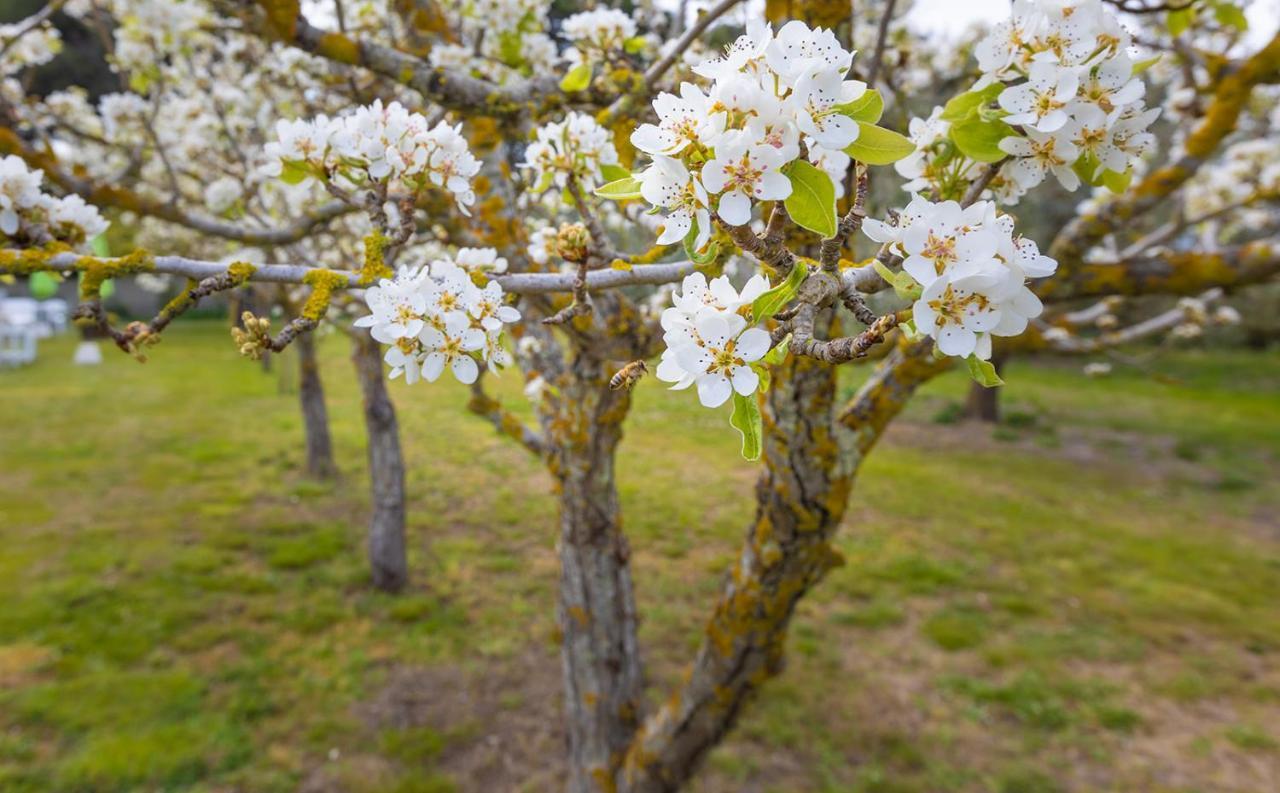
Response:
[1, 324, 1278, 792]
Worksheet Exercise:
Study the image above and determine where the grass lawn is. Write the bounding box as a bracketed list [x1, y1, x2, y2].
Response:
[1, 322, 1277, 793]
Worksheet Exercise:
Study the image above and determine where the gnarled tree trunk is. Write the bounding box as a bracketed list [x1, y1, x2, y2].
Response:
[621, 339, 948, 791]
[546, 353, 644, 793]
[352, 334, 408, 592]
[296, 331, 337, 478]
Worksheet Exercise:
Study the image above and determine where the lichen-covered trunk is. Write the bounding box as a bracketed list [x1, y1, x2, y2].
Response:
[296, 331, 337, 478]
[622, 340, 947, 792]
[352, 334, 408, 592]
[549, 358, 644, 793]
[621, 354, 852, 791]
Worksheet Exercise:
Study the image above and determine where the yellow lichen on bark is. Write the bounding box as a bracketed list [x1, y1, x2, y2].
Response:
[301, 269, 348, 320]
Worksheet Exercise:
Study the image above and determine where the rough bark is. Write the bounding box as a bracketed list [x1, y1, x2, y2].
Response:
[296, 331, 337, 478]
[545, 352, 644, 793]
[622, 338, 948, 791]
[352, 334, 408, 592]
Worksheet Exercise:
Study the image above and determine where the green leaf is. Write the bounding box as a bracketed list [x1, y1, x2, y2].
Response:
[872, 259, 922, 300]
[751, 260, 808, 322]
[1168, 6, 1195, 35]
[729, 392, 763, 462]
[594, 175, 643, 200]
[940, 83, 1004, 122]
[844, 123, 915, 166]
[966, 355, 1004, 387]
[90, 235, 110, 257]
[623, 36, 648, 54]
[1214, 2, 1248, 30]
[560, 62, 592, 92]
[751, 362, 772, 393]
[834, 89, 884, 124]
[532, 170, 555, 194]
[497, 30, 524, 67]
[950, 117, 1014, 163]
[783, 160, 837, 237]
[599, 163, 631, 183]
[1132, 54, 1161, 76]
[279, 160, 311, 185]
[762, 334, 791, 366]
[1100, 168, 1133, 193]
[683, 226, 719, 265]
[1071, 152, 1104, 187]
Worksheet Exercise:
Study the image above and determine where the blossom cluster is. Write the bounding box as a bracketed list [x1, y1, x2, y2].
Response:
[1184, 138, 1280, 222]
[0, 155, 108, 244]
[655, 272, 773, 408]
[265, 101, 482, 215]
[523, 112, 621, 191]
[864, 197, 1055, 359]
[355, 249, 520, 386]
[427, 0, 557, 84]
[0, 19, 61, 76]
[563, 9, 638, 55]
[979, 0, 1157, 198]
[632, 19, 868, 245]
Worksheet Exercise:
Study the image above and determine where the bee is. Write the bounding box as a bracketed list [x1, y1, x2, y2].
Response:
[609, 360, 648, 391]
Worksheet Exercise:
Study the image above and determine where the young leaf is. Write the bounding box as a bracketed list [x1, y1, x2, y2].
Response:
[1132, 54, 1162, 76]
[532, 170, 555, 194]
[940, 83, 1004, 122]
[90, 234, 111, 257]
[872, 259, 922, 300]
[1167, 6, 1195, 35]
[623, 36, 648, 54]
[730, 392, 763, 461]
[834, 89, 884, 123]
[599, 163, 632, 183]
[1213, 2, 1248, 31]
[751, 362, 772, 393]
[595, 176, 643, 200]
[750, 260, 808, 322]
[279, 160, 312, 185]
[966, 355, 1005, 387]
[783, 160, 837, 237]
[1071, 152, 1105, 187]
[844, 123, 915, 166]
[950, 117, 1014, 163]
[1100, 168, 1132, 193]
[560, 62, 592, 92]
[762, 334, 791, 366]
[683, 226, 719, 265]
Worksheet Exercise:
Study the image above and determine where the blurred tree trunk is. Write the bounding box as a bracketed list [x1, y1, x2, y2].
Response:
[963, 351, 1007, 423]
[352, 334, 408, 592]
[548, 353, 643, 793]
[296, 331, 336, 479]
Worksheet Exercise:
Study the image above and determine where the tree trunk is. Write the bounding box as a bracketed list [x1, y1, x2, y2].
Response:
[352, 334, 408, 592]
[296, 331, 337, 479]
[547, 354, 644, 793]
[622, 340, 948, 791]
[963, 352, 1006, 423]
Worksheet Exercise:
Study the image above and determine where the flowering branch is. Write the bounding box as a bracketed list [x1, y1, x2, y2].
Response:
[0, 126, 355, 244]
